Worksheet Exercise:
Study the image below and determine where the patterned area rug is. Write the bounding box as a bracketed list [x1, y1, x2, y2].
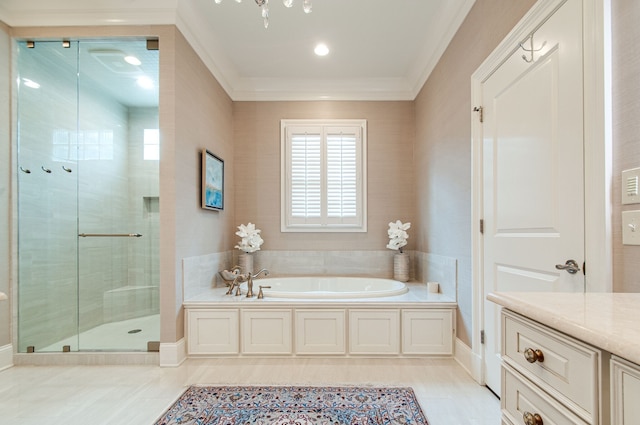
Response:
[154, 385, 429, 425]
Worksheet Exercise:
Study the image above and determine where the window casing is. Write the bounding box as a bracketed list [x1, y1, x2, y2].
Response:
[281, 119, 367, 232]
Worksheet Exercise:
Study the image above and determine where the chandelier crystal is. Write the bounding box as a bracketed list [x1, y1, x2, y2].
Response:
[214, 0, 312, 28]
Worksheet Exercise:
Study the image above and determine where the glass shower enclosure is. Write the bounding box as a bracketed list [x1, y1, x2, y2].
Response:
[16, 39, 159, 352]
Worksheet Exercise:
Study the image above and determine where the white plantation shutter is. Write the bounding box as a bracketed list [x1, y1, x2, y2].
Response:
[326, 131, 358, 222]
[290, 132, 321, 220]
[282, 120, 367, 232]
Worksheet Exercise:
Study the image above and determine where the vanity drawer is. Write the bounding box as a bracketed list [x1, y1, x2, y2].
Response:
[502, 310, 600, 420]
[502, 365, 589, 425]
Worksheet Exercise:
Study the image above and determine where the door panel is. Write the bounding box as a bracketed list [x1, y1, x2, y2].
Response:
[482, 0, 585, 394]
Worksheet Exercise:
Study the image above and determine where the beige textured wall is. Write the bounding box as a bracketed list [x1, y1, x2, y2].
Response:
[161, 28, 235, 342]
[233, 101, 415, 252]
[612, 1, 640, 292]
[414, 0, 536, 346]
[0, 21, 10, 347]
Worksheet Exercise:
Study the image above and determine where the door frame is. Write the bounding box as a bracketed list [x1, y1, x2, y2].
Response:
[469, 0, 612, 384]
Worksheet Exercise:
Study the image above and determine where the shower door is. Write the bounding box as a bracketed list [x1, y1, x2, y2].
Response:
[17, 39, 159, 353]
[17, 41, 80, 353]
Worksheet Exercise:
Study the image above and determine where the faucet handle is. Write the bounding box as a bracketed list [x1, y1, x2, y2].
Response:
[257, 286, 271, 299]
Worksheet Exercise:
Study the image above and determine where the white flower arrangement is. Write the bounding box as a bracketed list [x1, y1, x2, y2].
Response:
[386, 220, 411, 254]
[235, 222, 264, 253]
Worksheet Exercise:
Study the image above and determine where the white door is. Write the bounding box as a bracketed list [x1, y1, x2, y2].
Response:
[481, 0, 586, 394]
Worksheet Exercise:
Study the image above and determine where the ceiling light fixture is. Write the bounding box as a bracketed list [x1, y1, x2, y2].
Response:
[124, 55, 142, 66]
[314, 43, 329, 56]
[214, 0, 312, 28]
[137, 76, 154, 89]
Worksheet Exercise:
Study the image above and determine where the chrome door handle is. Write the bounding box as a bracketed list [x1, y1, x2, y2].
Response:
[555, 259, 580, 274]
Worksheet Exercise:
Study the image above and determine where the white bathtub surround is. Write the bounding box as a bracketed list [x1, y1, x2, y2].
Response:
[182, 250, 457, 303]
[252, 250, 411, 279]
[182, 251, 234, 300]
[413, 252, 457, 301]
[393, 253, 410, 282]
[184, 281, 455, 358]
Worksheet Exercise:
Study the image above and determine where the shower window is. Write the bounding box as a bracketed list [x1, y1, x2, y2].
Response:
[144, 128, 160, 160]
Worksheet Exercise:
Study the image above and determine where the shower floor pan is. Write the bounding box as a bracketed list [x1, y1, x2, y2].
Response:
[39, 314, 159, 352]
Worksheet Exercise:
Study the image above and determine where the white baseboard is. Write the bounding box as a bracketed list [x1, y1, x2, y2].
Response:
[0, 344, 13, 371]
[159, 338, 186, 367]
[454, 338, 483, 384]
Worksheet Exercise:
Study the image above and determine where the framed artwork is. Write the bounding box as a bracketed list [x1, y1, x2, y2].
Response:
[202, 149, 224, 211]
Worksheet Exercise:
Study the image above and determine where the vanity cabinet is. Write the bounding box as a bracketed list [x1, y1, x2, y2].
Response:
[488, 292, 640, 425]
[611, 356, 640, 424]
[501, 310, 604, 425]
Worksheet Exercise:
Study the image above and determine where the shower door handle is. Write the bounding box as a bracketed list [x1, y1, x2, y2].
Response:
[78, 233, 143, 238]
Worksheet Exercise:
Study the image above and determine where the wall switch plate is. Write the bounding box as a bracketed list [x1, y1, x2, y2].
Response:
[622, 210, 640, 245]
[622, 167, 640, 204]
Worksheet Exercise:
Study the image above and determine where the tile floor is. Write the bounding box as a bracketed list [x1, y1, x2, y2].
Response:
[0, 357, 500, 425]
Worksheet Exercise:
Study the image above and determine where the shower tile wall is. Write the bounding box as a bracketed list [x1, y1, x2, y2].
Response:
[77, 81, 130, 333]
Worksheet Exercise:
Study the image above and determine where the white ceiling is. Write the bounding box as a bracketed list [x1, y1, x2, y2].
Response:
[0, 0, 476, 101]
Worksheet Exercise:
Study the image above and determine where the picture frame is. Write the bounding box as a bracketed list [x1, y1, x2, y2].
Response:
[202, 149, 224, 211]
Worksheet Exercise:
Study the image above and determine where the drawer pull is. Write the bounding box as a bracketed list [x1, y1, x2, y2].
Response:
[523, 412, 543, 425]
[523, 347, 544, 363]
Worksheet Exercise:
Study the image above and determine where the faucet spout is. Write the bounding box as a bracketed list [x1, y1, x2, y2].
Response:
[246, 269, 270, 298]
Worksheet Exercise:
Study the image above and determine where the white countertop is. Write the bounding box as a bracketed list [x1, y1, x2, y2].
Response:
[184, 282, 456, 308]
[488, 292, 640, 366]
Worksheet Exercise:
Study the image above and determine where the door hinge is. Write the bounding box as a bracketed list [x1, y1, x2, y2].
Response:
[473, 106, 484, 123]
[583, 261, 586, 276]
[480, 330, 485, 344]
[480, 219, 484, 234]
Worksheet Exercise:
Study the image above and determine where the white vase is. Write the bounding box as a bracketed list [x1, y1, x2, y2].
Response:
[393, 252, 410, 282]
[238, 252, 253, 275]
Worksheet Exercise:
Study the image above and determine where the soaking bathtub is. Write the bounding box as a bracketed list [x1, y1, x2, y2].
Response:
[183, 276, 457, 358]
[239, 276, 408, 299]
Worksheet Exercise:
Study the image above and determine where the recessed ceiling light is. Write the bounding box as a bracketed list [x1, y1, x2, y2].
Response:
[137, 76, 154, 89]
[314, 43, 329, 57]
[124, 55, 142, 66]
